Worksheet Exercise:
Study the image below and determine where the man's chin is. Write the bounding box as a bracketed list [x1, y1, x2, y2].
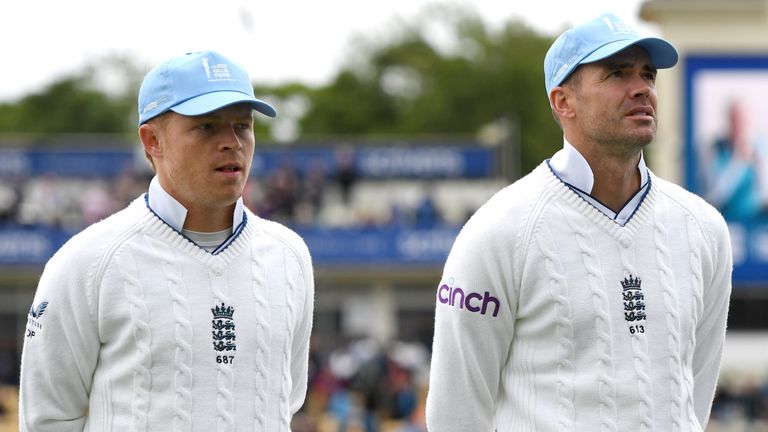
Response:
[627, 128, 656, 147]
[211, 186, 245, 206]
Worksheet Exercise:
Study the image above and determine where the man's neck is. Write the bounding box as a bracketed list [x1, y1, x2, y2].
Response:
[589, 155, 642, 212]
[571, 141, 643, 213]
[182, 203, 236, 232]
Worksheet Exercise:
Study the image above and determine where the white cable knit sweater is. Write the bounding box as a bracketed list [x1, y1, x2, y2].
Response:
[426, 163, 732, 432]
[20, 195, 314, 432]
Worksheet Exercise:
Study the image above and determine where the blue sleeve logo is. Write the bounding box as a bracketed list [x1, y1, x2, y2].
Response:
[26, 301, 48, 338]
[29, 301, 48, 319]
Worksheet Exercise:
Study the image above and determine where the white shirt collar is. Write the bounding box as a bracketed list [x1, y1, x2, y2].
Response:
[550, 138, 648, 194]
[147, 176, 244, 233]
[548, 138, 650, 226]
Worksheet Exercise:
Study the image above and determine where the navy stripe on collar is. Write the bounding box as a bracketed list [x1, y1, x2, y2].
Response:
[143, 193, 248, 256]
[545, 160, 652, 226]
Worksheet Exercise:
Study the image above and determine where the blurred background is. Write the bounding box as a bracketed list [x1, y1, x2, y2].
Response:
[1, 0, 767, 431]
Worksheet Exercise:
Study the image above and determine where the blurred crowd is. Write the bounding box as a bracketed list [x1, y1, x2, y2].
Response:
[293, 337, 429, 432]
[0, 160, 498, 232]
[709, 375, 768, 432]
[0, 167, 150, 231]
[245, 162, 461, 230]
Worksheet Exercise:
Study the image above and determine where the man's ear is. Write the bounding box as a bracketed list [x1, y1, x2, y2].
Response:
[139, 122, 163, 160]
[550, 86, 576, 121]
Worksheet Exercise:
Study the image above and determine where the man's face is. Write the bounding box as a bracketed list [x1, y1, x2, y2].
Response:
[567, 46, 658, 156]
[146, 103, 255, 212]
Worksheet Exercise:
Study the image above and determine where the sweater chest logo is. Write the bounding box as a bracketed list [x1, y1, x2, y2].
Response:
[211, 302, 237, 354]
[621, 275, 646, 333]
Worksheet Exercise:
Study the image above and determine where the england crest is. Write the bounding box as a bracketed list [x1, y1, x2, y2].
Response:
[211, 302, 236, 352]
[621, 275, 647, 323]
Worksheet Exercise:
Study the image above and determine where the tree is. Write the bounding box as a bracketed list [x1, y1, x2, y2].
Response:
[0, 76, 131, 135]
[291, 4, 562, 173]
[0, 4, 564, 174]
[0, 54, 142, 137]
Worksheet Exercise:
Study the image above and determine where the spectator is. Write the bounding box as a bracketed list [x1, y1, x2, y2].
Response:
[0, 180, 21, 225]
[413, 194, 442, 229]
[78, 178, 115, 225]
[262, 163, 300, 223]
[334, 146, 358, 205]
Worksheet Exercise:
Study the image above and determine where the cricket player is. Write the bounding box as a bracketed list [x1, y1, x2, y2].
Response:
[20, 50, 314, 431]
[426, 13, 732, 431]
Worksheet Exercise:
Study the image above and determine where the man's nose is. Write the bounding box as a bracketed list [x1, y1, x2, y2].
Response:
[631, 74, 652, 99]
[220, 125, 243, 151]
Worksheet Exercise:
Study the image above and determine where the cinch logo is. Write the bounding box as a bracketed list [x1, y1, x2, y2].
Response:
[438, 284, 500, 317]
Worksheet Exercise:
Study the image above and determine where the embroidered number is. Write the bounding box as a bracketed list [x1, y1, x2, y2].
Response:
[217, 355, 234, 364]
[629, 325, 645, 335]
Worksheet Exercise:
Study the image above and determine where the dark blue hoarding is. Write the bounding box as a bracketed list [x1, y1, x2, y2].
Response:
[0, 144, 496, 179]
[0, 226, 457, 267]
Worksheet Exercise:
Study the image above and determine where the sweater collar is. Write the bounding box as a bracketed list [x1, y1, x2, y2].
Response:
[147, 176, 244, 233]
[549, 138, 648, 194]
[548, 138, 651, 226]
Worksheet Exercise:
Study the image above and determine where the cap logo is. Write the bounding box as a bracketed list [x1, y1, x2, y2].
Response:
[603, 16, 615, 31]
[603, 16, 635, 35]
[202, 57, 211, 78]
[201, 56, 234, 82]
[142, 101, 159, 114]
[554, 52, 581, 83]
[142, 96, 169, 114]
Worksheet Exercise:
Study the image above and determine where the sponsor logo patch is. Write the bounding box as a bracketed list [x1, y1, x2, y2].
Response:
[437, 278, 500, 317]
[26, 301, 48, 338]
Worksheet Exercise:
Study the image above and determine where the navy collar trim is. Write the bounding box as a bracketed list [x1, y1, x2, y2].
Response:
[545, 160, 652, 226]
[143, 193, 248, 256]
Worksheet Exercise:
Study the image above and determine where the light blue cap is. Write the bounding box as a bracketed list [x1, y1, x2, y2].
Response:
[544, 13, 678, 97]
[138, 50, 277, 125]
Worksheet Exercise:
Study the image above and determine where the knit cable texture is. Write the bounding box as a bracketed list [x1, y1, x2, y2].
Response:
[250, 235, 270, 428]
[564, 210, 619, 431]
[684, 213, 705, 427]
[120, 246, 153, 432]
[536, 219, 576, 430]
[153, 237, 195, 432]
[279, 248, 298, 429]
[652, 198, 684, 431]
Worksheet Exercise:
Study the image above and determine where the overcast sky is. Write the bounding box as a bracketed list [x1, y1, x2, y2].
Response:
[1, 0, 652, 102]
